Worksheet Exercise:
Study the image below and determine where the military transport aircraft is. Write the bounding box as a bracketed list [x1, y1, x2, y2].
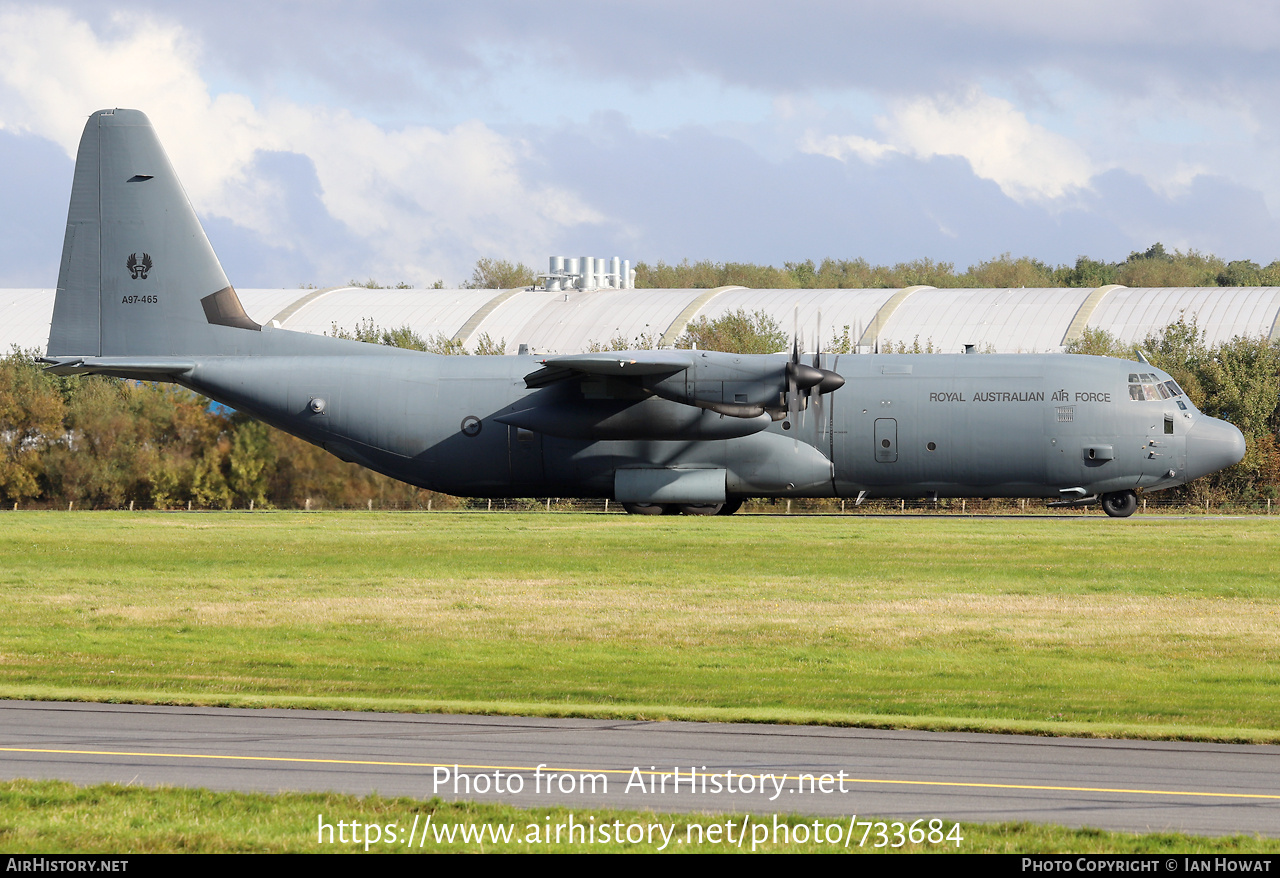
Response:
[41, 109, 1246, 517]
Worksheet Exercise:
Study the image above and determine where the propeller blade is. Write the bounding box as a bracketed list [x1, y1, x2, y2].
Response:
[814, 308, 822, 369]
[789, 304, 802, 425]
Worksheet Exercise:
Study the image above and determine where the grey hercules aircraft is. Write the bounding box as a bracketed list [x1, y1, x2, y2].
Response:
[42, 109, 1247, 517]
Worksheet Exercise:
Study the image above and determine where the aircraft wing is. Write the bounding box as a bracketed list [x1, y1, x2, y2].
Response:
[523, 350, 692, 388]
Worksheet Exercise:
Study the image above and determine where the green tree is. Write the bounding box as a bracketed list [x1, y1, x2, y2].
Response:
[1116, 246, 1224, 287]
[228, 418, 277, 508]
[785, 260, 817, 288]
[191, 439, 233, 509]
[964, 253, 1055, 288]
[463, 258, 536, 289]
[1062, 326, 1132, 359]
[471, 333, 507, 355]
[347, 279, 414, 289]
[890, 258, 958, 287]
[676, 309, 788, 354]
[1217, 260, 1263, 287]
[330, 318, 494, 355]
[1054, 256, 1118, 288]
[0, 351, 66, 504]
[634, 259, 800, 290]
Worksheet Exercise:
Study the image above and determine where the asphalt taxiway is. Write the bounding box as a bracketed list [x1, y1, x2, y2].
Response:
[1, 701, 1277, 837]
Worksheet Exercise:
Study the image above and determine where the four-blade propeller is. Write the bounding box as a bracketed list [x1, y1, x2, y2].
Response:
[785, 307, 844, 425]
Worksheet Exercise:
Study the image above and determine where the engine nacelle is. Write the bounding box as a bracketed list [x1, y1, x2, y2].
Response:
[647, 351, 843, 416]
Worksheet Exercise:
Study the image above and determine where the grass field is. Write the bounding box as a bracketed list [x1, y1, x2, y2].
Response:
[1, 511, 1277, 739]
[3, 779, 1277, 854]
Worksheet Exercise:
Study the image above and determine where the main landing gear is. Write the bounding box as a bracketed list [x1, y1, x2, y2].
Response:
[622, 500, 743, 516]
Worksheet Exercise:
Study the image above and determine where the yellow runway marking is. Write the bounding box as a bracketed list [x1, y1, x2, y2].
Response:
[2, 746, 1276, 801]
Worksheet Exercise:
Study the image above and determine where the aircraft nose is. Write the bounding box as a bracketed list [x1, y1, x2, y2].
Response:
[1184, 416, 1246, 481]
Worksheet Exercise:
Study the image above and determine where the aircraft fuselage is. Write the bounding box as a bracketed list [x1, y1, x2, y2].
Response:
[178, 328, 1241, 505]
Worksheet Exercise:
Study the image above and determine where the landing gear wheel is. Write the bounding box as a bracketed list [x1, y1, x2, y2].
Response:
[622, 503, 667, 516]
[716, 500, 743, 516]
[1101, 490, 1138, 518]
[678, 503, 723, 516]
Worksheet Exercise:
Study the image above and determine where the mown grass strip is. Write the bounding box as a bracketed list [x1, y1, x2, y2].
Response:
[1, 513, 1277, 738]
[1, 780, 1277, 854]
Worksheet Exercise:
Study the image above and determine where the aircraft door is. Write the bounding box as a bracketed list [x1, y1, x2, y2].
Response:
[508, 425, 545, 487]
[1140, 414, 1186, 487]
[874, 418, 898, 463]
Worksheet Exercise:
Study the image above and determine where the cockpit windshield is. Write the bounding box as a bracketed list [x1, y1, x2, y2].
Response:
[1128, 372, 1184, 402]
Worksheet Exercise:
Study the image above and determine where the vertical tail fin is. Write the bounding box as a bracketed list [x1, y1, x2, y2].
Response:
[47, 108, 258, 359]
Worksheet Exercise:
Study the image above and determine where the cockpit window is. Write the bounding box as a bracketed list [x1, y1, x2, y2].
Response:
[1129, 374, 1184, 402]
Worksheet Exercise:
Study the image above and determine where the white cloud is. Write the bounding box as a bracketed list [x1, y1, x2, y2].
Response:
[798, 131, 898, 164]
[266, 105, 604, 280]
[0, 5, 602, 283]
[801, 87, 1098, 203]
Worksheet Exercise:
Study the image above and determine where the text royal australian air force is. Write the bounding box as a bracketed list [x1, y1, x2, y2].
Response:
[929, 389, 1112, 403]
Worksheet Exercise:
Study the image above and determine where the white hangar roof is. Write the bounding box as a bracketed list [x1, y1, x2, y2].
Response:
[3, 284, 1279, 356]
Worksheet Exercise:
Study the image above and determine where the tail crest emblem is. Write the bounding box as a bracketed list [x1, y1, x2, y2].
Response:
[126, 253, 153, 279]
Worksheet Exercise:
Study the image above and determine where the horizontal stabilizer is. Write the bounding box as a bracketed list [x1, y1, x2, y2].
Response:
[40, 356, 194, 378]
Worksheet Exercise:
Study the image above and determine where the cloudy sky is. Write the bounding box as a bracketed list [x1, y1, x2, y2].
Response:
[2, 1, 1280, 287]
